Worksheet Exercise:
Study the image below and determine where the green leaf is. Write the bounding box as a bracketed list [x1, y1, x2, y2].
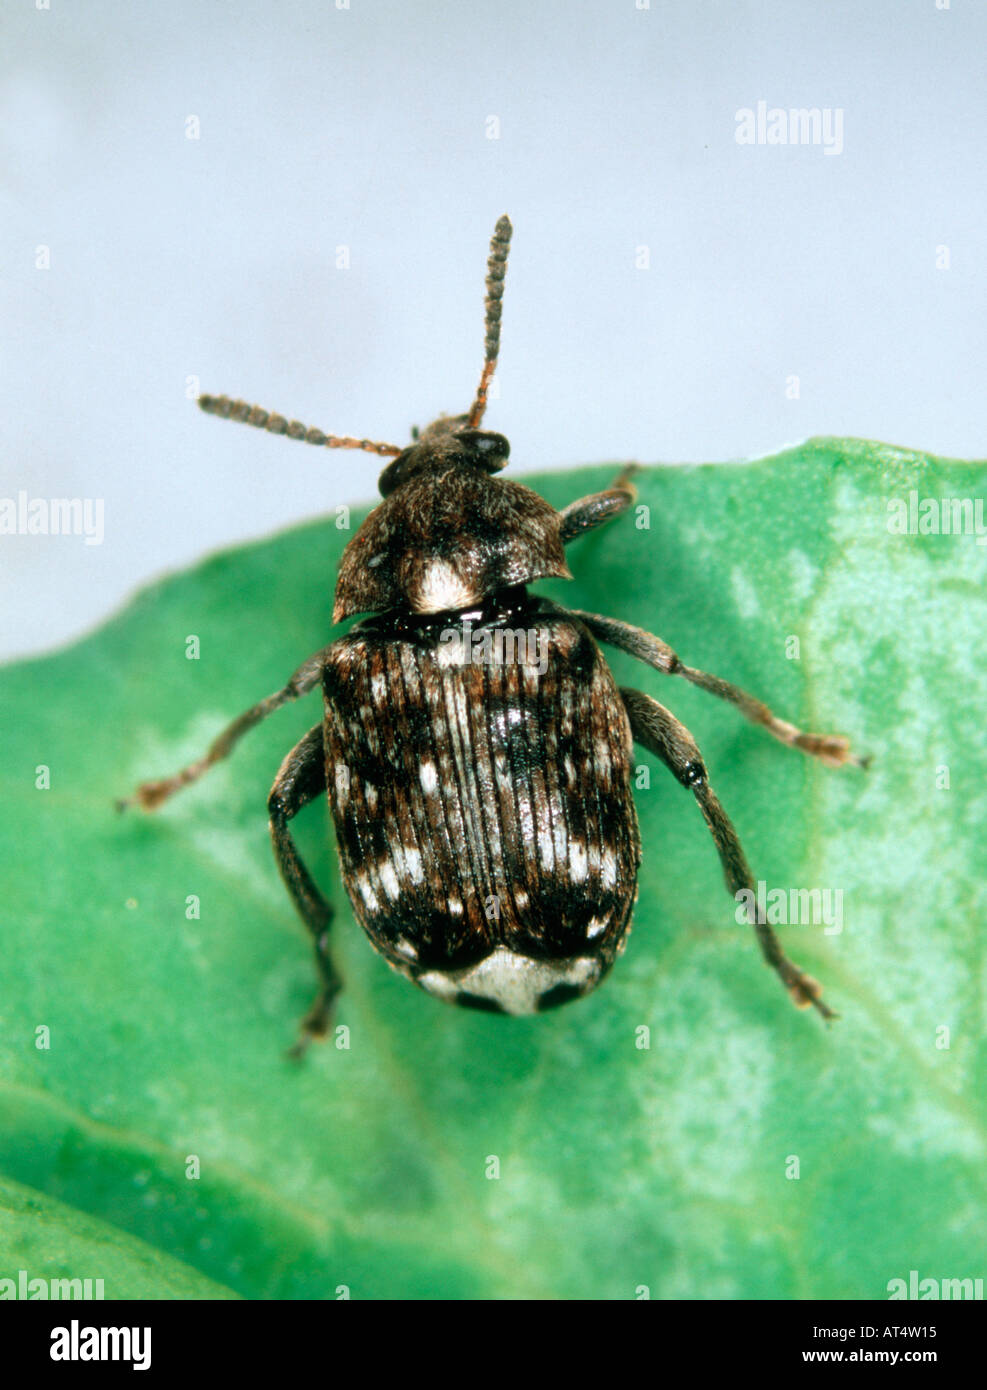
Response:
[2, 437, 985, 1300]
[0, 1175, 238, 1299]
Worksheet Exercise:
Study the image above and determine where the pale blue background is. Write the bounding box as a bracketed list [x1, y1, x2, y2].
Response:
[2, 0, 984, 657]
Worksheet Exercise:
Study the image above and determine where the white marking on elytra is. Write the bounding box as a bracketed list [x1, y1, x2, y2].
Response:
[569, 840, 588, 882]
[417, 947, 600, 1016]
[551, 802, 567, 862]
[594, 737, 612, 777]
[357, 876, 380, 912]
[420, 761, 438, 794]
[334, 764, 351, 804]
[448, 897, 464, 916]
[395, 936, 418, 960]
[378, 860, 400, 901]
[447, 679, 486, 858]
[601, 848, 618, 889]
[404, 846, 424, 884]
[586, 915, 608, 940]
[415, 559, 478, 613]
[370, 671, 386, 701]
[537, 823, 555, 870]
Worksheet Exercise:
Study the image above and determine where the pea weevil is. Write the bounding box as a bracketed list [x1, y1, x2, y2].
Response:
[120, 216, 864, 1053]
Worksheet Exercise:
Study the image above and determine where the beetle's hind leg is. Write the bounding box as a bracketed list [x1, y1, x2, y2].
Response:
[620, 686, 835, 1021]
[268, 723, 343, 1058]
[558, 465, 639, 543]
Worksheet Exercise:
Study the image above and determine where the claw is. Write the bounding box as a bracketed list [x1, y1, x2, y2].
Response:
[286, 991, 336, 1061]
[795, 732, 870, 770]
[785, 969, 838, 1022]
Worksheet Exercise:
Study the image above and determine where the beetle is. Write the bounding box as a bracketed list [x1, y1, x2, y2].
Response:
[121, 215, 863, 1053]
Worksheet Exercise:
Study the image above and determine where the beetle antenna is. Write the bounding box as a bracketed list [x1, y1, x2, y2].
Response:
[467, 214, 512, 428]
[198, 395, 403, 458]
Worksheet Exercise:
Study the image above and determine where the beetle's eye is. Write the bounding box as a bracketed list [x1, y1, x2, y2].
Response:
[378, 448, 418, 498]
[458, 430, 510, 472]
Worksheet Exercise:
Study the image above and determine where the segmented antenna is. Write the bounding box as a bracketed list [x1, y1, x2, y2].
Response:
[467, 214, 512, 428]
[197, 395, 402, 458]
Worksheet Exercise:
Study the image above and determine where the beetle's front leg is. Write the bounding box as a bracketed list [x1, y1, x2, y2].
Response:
[620, 686, 835, 1021]
[268, 723, 343, 1058]
[558, 465, 639, 543]
[117, 645, 332, 811]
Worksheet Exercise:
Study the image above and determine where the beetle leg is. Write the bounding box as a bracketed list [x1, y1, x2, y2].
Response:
[117, 645, 333, 811]
[620, 686, 836, 1021]
[268, 723, 343, 1058]
[558, 465, 639, 543]
[566, 608, 866, 769]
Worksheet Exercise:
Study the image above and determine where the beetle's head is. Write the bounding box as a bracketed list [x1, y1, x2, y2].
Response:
[377, 416, 510, 497]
